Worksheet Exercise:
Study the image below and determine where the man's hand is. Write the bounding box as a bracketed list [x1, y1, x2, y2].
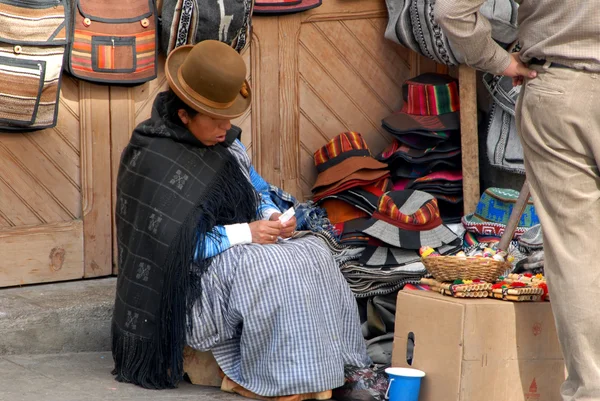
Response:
[249, 220, 282, 244]
[269, 213, 297, 239]
[502, 52, 537, 86]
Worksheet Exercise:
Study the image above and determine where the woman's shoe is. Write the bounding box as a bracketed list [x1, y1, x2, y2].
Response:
[221, 375, 332, 401]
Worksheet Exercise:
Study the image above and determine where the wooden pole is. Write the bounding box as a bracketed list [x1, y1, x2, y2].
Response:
[458, 65, 480, 214]
[497, 181, 531, 252]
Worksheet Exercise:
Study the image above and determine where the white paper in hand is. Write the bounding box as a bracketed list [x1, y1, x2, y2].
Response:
[278, 207, 295, 223]
[277, 207, 295, 242]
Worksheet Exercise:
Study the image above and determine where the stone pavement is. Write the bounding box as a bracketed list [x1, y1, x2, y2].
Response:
[0, 351, 242, 401]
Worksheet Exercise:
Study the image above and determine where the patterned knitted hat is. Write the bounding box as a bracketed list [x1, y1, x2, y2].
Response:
[352, 190, 460, 250]
[382, 74, 461, 134]
[312, 132, 388, 190]
[378, 138, 461, 163]
[253, 0, 321, 14]
[317, 179, 389, 215]
[461, 187, 539, 238]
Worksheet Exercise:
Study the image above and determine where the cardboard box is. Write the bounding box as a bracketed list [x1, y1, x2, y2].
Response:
[392, 290, 564, 401]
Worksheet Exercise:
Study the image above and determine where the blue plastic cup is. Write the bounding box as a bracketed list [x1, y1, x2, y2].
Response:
[385, 367, 426, 401]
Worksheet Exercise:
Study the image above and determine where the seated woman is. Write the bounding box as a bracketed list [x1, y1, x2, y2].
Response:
[111, 40, 372, 398]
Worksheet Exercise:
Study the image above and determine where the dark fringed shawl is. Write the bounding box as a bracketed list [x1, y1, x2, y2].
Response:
[112, 92, 259, 389]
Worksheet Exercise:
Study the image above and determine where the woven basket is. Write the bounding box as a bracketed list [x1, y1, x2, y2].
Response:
[422, 256, 511, 282]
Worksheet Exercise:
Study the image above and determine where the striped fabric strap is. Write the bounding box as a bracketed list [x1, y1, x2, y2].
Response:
[403, 81, 460, 116]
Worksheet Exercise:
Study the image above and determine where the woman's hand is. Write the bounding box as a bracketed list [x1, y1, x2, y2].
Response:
[269, 213, 297, 239]
[249, 220, 282, 244]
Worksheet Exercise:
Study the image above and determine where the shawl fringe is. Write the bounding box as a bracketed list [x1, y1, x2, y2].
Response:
[112, 148, 259, 389]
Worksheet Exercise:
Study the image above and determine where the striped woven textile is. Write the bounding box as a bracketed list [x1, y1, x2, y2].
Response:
[0, 0, 66, 129]
[313, 132, 372, 171]
[187, 235, 371, 397]
[67, 0, 157, 84]
[0, 2, 67, 44]
[71, 30, 156, 73]
[403, 80, 460, 116]
[376, 191, 440, 226]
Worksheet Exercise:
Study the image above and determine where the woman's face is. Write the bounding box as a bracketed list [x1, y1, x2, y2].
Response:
[178, 109, 232, 146]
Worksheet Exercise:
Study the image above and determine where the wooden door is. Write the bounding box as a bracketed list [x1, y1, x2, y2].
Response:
[250, 0, 445, 199]
[0, 78, 112, 287]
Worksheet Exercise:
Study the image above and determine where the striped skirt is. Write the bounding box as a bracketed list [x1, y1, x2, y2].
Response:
[187, 235, 371, 396]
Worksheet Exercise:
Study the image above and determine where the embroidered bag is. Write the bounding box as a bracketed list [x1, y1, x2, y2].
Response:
[0, 0, 68, 130]
[159, 0, 253, 56]
[66, 0, 157, 84]
[482, 44, 525, 174]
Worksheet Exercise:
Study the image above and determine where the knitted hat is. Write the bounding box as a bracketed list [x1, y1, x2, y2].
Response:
[317, 180, 389, 215]
[320, 199, 369, 224]
[253, 0, 321, 14]
[354, 190, 460, 250]
[312, 132, 388, 190]
[461, 187, 539, 238]
[378, 139, 461, 163]
[312, 169, 390, 201]
[382, 74, 460, 134]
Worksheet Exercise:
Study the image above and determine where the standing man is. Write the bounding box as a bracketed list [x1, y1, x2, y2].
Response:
[434, 1, 600, 400]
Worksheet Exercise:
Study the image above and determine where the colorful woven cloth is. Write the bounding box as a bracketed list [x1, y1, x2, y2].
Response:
[332, 365, 390, 401]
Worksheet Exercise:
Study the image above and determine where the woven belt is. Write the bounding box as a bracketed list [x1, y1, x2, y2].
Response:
[529, 58, 571, 69]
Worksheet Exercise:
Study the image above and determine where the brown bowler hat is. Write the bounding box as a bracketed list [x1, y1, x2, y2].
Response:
[165, 40, 252, 119]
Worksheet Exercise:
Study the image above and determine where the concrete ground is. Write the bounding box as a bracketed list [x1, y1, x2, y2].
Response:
[0, 351, 242, 401]
[0, 279, 242, 400]
[0, 278, 116, 355]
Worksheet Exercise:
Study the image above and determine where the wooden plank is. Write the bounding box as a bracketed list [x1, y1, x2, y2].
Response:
[278, 13, 302, 197]
[367, 18, 412, 68]
[0, 221, 84, 287]
[299, 80, 348, 137]
[343, 18, 411, 89]
[0, 178, 42, 227]
[312, 20, 401, 111]
[81, 83, 113, 278]
[298, 46, 388, 150]
[25, 130, 81, 191]
[0, 145, 71, 223]
[252, 16, 281, 186]
[300, 23, 396, 124]
[232, 49, 253, 151]
[459, 65, 480, 214]
[109, 86, 136, 274]
[299, 145, 316, 200]
[134, 55, 168, 126]
[0, 133, 81, 218]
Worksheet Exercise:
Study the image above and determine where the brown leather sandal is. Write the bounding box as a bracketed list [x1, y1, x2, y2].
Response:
[221, 375, 332, 401]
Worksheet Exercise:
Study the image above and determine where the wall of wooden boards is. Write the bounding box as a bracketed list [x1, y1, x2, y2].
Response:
[0, 0, 478, 287]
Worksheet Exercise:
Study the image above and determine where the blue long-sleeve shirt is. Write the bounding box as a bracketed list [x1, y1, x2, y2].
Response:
[194, 140, 280, 262]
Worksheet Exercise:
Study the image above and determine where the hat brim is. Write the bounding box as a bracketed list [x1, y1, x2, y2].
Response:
[382, 111, 460, 133]
[359, 218, 460, 250]
[317, 188, 380, 215]
[253, 0, 321, 14]
[358, 245, 422, 267]
[313, 168, 389, 196]
[165, 45, 251, 119]
[312, 156, 388, 190]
